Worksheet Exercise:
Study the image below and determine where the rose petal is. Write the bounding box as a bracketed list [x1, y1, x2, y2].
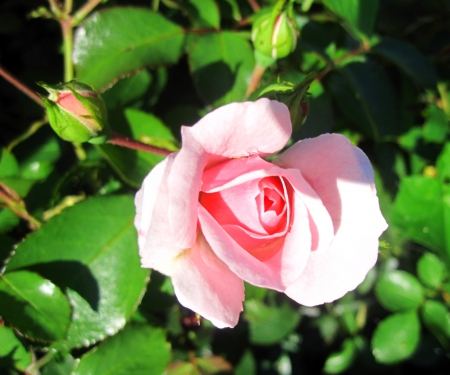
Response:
[167, 99, 292, 249]
[170, 231, 244, 328]
[276, 134, 388, 305]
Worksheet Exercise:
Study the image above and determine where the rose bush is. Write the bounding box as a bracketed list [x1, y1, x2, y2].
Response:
[135, 99, 387, 328]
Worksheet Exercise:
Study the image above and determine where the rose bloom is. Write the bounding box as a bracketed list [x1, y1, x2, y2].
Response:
[135, 99, 387, 328]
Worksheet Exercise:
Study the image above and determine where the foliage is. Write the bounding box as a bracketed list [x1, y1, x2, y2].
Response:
[1, 0, 450, 374]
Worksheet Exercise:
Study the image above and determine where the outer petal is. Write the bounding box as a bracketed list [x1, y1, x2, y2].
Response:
[135, 154, 184, 274]
[276, 134, 388, 305]
[167, 99, 292, 249]
[171, 231, 244, 328]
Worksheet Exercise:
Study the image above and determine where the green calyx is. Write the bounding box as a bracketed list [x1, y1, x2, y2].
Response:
[259, 72, 317, 132]
[38, 81, 109, 144]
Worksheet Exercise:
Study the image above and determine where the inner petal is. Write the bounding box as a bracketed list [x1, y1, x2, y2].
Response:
[256, 177, 287, 234]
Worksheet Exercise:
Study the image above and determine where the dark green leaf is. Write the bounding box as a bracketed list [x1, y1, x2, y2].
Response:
[188, 32, 254, 107]
[375, 270, 424, 312]
[0, 325, 31, 371]
[372, 311, 420, 364]
[421, 300, 450, 348]
[417, 253, 446, 289]
[5, 196, 149, 348]
[244, 300, 300, 345]
[0, 270, 71, 341]
[326, 61, 400, 140]
[322, 0, 379, 37]
[371, 38, 437, 89]
[74, 8, 185, 90]
[0, 209, 19, 234]
[323, 337, 356, 374]
[73, 325, 170, 375]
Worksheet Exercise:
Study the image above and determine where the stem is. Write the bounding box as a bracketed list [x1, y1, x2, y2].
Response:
[152, 0, 160, 12]
[26, 349, 57, 375]
[61, 19, 74, 82]
[246, 64, 266, 97]
[64, 0, 73, 14]
[48, 0, 62, 16]
[7, 117, 48, 152]
[0, 65, 44, 107]
[73, 143, 87, 160]
[73, 0, 104, 25]
[107, 131, 172, 156]
[247, 0, 260, 12]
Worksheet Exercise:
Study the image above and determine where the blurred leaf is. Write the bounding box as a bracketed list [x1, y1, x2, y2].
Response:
[235, 350, 256, 375]
[421, 300, 450, 348]
[417, 253, 446, 289]
[5, 196, 149, 349]
[323, 337, 356, 374]
[371, 38, 437, 89]
[166, 362, 196, 375]
[185, 0, 220, 28]
[375, 270, 424, 312]
[392, 176, 447, 254]
[0, 270, 71, 341]
[0, 325, 31, 371]
[322, 0, 379, 38]
[314, 315, 339, 344]
[188, 32, 254, 107]
[0, 209, 19, 234]
[197, 356, 233, 374]
[74, 7, 185, 90]
[372, 311, 420, 364]
[244, 300, 300, 345]
[423, 105, 449, 143]
[326, 61, 400, 140]
[73, 324, 170, 375]
[102, 70, 153, 109]
[0, 149, 19, 177]
[436, 142, 450, 182]
[41, 354, 75, 375]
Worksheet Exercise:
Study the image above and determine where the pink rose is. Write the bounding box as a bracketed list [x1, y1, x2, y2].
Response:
[135, 99, 387, 328]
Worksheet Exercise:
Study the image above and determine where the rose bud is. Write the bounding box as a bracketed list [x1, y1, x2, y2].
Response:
[251, 7, 297, 59]
[259, 72, 317, 131]
[135, 99, 388, 328]
[38, 81, 108, 144]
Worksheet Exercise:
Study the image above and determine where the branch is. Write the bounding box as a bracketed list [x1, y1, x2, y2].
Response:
[107, 131, 173, 156]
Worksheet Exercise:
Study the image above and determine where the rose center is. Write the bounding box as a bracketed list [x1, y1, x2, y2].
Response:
[256, 177, 287, 234]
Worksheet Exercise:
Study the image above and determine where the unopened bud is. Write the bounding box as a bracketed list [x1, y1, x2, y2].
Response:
[251, 8, 297, 59]
[259, 72, 317, 131]
[38, 81, 108, 143]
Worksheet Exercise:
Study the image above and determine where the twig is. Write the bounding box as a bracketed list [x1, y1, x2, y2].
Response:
[107, 131, 173, 156]
[247, 0, 260, 12]
[0, 65, 44, 107]
[73, 0, 104, 25]
[246, 64, 266, 97]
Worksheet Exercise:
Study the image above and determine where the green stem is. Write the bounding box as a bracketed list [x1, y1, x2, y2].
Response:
[152, 0, 160, 12]
[73, 0, 104, 25]
[61, 19, 74, 81]
[65, 0, 74, 14]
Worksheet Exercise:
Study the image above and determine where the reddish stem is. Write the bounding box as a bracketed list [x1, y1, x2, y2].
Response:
[107, 131, 173, 156]
[248, 0, 260, 12]
[246, 64, 266, 97]
[0, 65, 44, 107]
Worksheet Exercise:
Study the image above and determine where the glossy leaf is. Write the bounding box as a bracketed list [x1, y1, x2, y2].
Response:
[188, 31, 254, 107]
[0, 325, 31, 371]
[73, 324, 170, 375]
[5, 196, 149, 349]
[417, 253, 445, 289]
[421, 300, 450, 347]
[244, 300, 300, 345]
[322, 0, 379, 37]
[371, 38, 437, 89]
[372, 311, 420, 364]
[73, 8, 185, 90]
[375, 270, 424, 312]
[0, 270, 71, 341]
[323, 337, 356, 374]
[326, 61, 400, 140]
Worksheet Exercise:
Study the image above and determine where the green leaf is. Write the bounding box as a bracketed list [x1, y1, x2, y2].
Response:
[188, 31, 254, 107]
[371, 38, 437, 89]
[235, 350, 256, 375]
[73, 7, 185, 91]
[323, 337, 357, 374]
[326, 61, 400, 140]
[0, 149, 19, 177]
[41, 354, 75, 375]
[0, 208, 19, 234]
[73, 325, 170, 375]
[392, 176, 447, 254]
[244, 300, 300, 345]
[322, 0, 379, 38]
[5, 196, 149, 349]
[421, 300, 450, 348]
[372, 311, 420, 364]
[417, 253, 446, 289]
[0, 270, 71, 341]
[197, 356, 233, 374]
[185, 0, 220, 28]
[423, 105, 449, 143]
[436, 142, 450, 182]
[0, 325, 31, 371]
[375, 270, 424, 312]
